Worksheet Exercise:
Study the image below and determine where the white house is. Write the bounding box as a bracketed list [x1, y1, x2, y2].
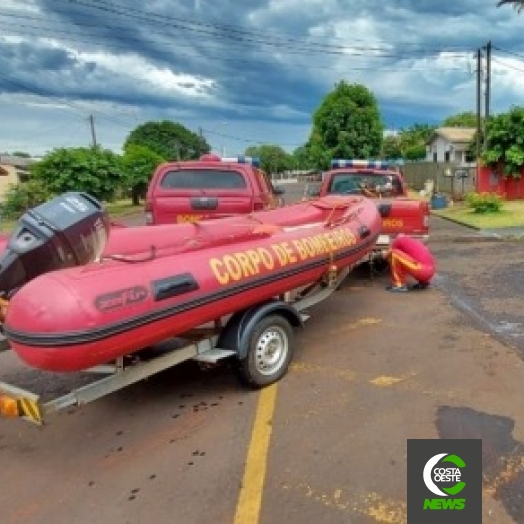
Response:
[426, 127, 476, 165]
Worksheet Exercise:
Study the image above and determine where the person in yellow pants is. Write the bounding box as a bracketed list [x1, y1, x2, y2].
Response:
[383, 234, 436, 293]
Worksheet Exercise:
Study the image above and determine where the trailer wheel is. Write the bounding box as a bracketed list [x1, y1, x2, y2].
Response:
[234, 315, 294, 389]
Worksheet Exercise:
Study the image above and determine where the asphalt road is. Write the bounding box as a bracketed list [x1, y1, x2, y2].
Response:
[1, 185, 524, 524]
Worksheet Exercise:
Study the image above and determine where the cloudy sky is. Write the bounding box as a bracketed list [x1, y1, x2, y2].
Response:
[1, 0, 524, 157]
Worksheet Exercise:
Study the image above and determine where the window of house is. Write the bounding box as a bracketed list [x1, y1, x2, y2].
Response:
[433, 153, 437, 162]
[445, 151, 450, 162]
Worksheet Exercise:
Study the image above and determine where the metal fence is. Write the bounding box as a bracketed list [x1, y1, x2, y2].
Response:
[401, 162, 476, 199]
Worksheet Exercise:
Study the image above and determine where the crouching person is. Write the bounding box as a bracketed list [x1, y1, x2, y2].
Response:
[383, 234, 435, 293]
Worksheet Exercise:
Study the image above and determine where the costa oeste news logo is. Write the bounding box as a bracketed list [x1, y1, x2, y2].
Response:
[422, 453, 466, 509]
[407, 439, 481, 524]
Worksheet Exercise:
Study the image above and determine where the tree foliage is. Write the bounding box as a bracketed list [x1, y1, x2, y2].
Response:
[308, 81, 384, 169]
[397, 124, 435, 161]
[244, 144, 291, 173]
[398, 124, 434, 151]
[125, 120, 210, 161]
[441, 111, 477, 128]
[481, 106, 524, 178]
[121, 144, 165, 204]
[31, 146, 123, 201]
[497, 0, 524, 13]
[2, 179, 52, 219]
[381, 135, 402, 159]
[291, 144, 314, 170]
[11, 151, 31, 158]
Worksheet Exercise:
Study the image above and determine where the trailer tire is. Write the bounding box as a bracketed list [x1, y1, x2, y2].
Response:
[234, 315, 294, 389]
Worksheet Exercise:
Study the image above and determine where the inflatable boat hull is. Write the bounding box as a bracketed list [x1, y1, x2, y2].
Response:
[3, 196, 381, 372]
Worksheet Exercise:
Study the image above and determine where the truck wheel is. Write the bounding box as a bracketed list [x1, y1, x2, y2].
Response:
[234, 315, 294, 389]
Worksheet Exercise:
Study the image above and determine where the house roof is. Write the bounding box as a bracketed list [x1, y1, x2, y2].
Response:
[427, 127, 476, 145]
[0, 155, 36, 168]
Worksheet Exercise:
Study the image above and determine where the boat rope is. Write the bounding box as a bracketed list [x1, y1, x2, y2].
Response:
[0, 297, 8, 322]
[101, 245, 157, 264]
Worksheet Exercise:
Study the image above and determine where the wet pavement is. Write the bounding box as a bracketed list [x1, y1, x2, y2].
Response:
[429, 215, 524, 355]
[1, 190, 524, 523]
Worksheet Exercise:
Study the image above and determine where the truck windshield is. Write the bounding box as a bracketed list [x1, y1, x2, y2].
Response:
[328, 172, 401, 196]
[160, 169, 247, 189]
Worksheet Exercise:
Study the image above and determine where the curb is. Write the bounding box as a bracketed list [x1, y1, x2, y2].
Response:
[430, 212, 480, 231]
[429, 235, 503, 244]
[430, 211, 524, 241]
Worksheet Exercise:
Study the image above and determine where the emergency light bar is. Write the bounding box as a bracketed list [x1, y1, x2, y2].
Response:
[222, 156, 260, 168]
[331, 159, 390, 170]
[331, 159, 404, 169]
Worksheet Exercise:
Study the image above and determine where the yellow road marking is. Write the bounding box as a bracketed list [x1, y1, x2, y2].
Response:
[234, 384, 278, 524]
[370, 376, 404, 387]
[290, 362, 355, 382]
[370, 372, 417, 387]
[282, 482, 407, 523]
[328, 317, 382, 335]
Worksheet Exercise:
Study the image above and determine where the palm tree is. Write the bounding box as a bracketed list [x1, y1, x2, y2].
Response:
[497, 0, 524, 12]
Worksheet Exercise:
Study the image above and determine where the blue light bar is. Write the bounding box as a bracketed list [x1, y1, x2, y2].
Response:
[331, 159, 391, 170]
[222, 156, 260, 168]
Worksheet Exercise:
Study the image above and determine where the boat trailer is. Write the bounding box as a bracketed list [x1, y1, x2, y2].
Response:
[0, 266, 351, 425]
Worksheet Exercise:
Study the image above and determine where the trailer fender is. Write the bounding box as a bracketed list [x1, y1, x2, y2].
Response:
[218, 299, 303, 360]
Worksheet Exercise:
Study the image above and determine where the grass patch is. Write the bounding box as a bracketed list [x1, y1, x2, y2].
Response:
[432, 201, 524, 229]
[104, 200, 144, 217]
[0, 199, 144, 234]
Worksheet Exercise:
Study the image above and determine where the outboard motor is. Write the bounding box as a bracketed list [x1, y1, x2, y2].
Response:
[0, 192, 110, 298]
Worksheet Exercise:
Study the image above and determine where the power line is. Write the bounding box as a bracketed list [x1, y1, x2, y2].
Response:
[0, 25, 472, 81]
[491, 56, 524, 74]
[201, 128, 303, 147]
[492, 45, 524, 61]
[50, 0, 472, 53]
[0, 69, 135, 131]
[0, 12, 472, 62]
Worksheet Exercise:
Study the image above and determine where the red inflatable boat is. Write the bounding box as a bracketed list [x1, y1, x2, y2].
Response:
[2, 194, 381, 372]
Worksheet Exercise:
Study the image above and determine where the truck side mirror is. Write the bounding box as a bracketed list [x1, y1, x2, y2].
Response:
[273, 185, 286, 196]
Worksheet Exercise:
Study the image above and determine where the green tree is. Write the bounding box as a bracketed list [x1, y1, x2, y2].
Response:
[11, 151, 31, 158]
[2, 179, 51, 218]
[244, 145, 291, 173]
[125, 120, 210, 161]
[398, 124, 435, 153]
[308, 81, 384, 169]
[442, 111, 477, 128]
[382, 135, 402, 159]
[497, 0, 524, 12]
[121, 144, 165, 205]
[481, 106, 524, 178]
[403, 144, 427, 161]
[31, 146, 123, 201]
[291, 144, 314, 170]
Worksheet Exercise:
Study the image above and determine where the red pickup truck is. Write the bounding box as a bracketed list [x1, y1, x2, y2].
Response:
[305, 159, 430, 251]
[145, 154, 286, 225]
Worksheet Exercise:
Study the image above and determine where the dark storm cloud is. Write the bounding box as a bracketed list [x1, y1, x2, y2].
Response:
[1, 0, 524, 155]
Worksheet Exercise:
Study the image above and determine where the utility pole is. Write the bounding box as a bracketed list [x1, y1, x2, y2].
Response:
[484, 40, 492, 147]
[89, 114, 97, 148]
[476, 48, 483, 161]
